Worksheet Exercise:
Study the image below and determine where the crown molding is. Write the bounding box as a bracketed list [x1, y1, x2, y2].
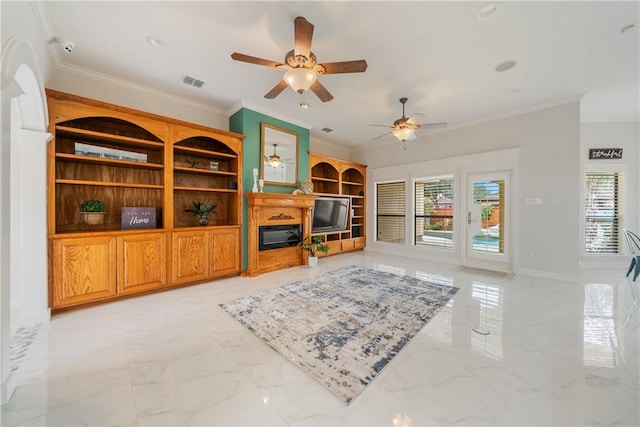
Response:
[228, 100, 312, 130]
[55, 62, 227, 116]
[30, 0, 60, 68]
[351, 94, 586, 153]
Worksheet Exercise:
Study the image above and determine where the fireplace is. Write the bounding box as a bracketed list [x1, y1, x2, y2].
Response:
[259, 224, 302, 251]
[246, 192, 316, 276]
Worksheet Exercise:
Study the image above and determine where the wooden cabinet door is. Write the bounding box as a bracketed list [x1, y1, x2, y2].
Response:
[52, 236, 116, 308]
[325, 240, 342, 257]
[210, 228, 240, 276]
[117, 233, 166, 295]
[341, 239, 356, 252]
[172, 230, 208, 284]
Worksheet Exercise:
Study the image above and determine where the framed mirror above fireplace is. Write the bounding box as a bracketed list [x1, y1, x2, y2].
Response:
[261, 123, 298, 186]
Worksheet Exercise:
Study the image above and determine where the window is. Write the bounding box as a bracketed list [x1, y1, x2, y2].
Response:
[376, 181, 405, 244]
[415, 177, 454, 248]
[584, 171, 623, 254]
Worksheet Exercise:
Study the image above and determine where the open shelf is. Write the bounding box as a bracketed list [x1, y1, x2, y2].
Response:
[309, 153, 367, 256]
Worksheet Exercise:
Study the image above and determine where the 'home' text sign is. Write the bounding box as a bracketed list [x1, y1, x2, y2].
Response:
[121, 207, 156, 229]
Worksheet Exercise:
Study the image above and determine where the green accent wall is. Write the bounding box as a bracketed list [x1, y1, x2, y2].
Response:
[229, 107, 310, 270]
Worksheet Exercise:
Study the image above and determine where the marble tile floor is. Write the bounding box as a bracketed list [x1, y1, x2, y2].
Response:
[1, 251, 638, 426]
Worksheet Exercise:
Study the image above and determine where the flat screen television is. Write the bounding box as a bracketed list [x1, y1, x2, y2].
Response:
[311, 196, 350, 232]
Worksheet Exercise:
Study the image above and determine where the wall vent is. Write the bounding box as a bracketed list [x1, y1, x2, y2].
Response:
[181, 75, 205, 88]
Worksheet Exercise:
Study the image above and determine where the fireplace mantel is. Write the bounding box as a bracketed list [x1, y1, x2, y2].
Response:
[246, 193, 317, 276]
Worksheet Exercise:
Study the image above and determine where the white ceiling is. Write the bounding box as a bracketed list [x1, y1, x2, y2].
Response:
[38, 1, 639, 149]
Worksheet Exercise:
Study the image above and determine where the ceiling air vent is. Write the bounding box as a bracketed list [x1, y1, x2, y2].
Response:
[181, 75, 205, 88]
[321, 127, 333, 133]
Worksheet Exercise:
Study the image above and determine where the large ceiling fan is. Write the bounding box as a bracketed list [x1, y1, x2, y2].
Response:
[231, 16, 367, 105]
[371, 97, 447, 142]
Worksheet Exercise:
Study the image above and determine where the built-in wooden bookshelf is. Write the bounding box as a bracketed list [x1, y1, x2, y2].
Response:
[46, 89, 244, 310]
[309, 153, 366, 255]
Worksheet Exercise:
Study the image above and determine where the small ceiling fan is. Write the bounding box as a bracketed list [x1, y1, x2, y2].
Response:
[370, 98, 447, 142]
[231, 16, 367, 105]
[265, 144, 282, 168]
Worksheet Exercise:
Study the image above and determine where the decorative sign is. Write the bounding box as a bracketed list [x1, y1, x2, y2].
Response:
[589, 148, 623, 160]
[121, 207, 156, 229]
[75, 142, 147, 162]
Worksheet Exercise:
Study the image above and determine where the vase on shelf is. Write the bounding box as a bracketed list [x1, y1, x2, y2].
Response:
[300, 180, 314, 194]
[198, 216, 209, 226]
[80, 212, 105, 225]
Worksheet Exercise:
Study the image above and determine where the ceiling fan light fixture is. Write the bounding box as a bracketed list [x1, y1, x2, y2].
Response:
[267, 144, 282, 168]
[284, 68, 318, 92]
[299, 91, 309, 109]
[392, 127, 415, 142]
[268, 155, 281, 168]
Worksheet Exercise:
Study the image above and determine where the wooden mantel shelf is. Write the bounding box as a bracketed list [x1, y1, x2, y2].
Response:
[245, 192, 317, 276]
[246, 192, 317, 208]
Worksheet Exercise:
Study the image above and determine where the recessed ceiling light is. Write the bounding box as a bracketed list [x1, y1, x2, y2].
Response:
[146, 36, 165, 48]
[476, 3, 498, 20]
[495, 60, 517, 72]
[621, 24, 635, 34]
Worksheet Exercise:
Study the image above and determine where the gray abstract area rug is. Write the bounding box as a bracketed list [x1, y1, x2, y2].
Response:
[219, 265, 459, 404]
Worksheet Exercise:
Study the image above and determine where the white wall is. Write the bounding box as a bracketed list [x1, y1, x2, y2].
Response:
[309, 136, 352, 161]
[580, 122, 639, 234]
[353, 102, 582, 281]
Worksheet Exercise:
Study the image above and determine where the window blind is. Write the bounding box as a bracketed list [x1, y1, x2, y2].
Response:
[376, 181, 405, 244]
[415, 178, 454, 248]
[585, 172, 621, 254]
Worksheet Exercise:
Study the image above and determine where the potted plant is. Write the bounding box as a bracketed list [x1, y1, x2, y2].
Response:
[185, 201, 217, 226]
[80, 199, 106, 225]
[301, 235, 330, 267]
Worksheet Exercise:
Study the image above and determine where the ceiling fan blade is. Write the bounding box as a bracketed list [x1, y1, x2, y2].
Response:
[264, 80, 289, 99]
[372, 131, 391, 141]
[231, 52, 282, 68]
[294, 17, 314, 60]
[417, 122, 448, 129]
[407, 113, 425, 124]
[369, 124, 394, 128]
[318, 60, 368, 74]
[310, 81, 334, 102]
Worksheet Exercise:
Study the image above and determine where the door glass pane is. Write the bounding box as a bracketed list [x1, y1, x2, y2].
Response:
[472, 180, 504, 254]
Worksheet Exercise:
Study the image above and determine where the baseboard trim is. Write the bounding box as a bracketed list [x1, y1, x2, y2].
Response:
[14, 308, 50, 328]
[0, 374, 16, 406]
[516, 268, 579, 283]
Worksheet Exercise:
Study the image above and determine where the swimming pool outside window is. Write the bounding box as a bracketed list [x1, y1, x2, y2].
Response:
[415, 177, 454, 248]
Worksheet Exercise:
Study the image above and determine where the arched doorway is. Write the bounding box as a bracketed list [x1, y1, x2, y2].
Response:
[1, 36, 50, 404]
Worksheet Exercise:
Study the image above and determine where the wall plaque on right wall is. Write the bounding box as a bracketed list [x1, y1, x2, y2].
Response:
[589, 148, 623, 159]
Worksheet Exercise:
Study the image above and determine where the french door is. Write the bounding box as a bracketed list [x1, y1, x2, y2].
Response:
[465, 171, 512, 272]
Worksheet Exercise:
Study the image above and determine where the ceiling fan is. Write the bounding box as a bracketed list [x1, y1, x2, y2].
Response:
[231, 16, 367, 105]
[370, 98, 447, 142]
[265, 144, 282, 168]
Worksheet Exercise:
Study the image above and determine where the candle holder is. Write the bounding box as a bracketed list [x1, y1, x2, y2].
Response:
[259, 179, 264, 193]
[252, 168, 259, 192]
